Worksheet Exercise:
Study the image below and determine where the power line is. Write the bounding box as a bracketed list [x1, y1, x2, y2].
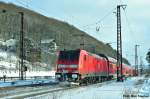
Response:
[15, 0, 82, 27]
[123, 10, 136, 43]
[82, 7, 116, 29]
[117, 0, 136, 43]
[15, 0, 117, 33]
[118, 0, 124, 5]
[15, 0, 52, 17]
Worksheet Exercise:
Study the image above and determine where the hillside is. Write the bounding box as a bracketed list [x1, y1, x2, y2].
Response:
[0, 2, 130, 70]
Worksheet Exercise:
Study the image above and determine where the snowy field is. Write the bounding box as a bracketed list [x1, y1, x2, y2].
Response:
[26, 77, 148, 99]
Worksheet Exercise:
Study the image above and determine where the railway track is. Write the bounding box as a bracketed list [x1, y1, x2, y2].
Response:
[0, 80, 115, 99]
[0, 84, 60, 98]
[1, 86, 71, 99]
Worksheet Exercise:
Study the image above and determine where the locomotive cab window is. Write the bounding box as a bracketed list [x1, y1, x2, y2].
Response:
[58, 50, 80, 61]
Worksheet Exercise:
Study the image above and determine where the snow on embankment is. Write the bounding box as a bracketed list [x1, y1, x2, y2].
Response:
[0, 39, 56, 77]
[0, 39, 18, 70]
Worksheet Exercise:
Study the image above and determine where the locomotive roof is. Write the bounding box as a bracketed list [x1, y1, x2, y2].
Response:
[58, 49, 131, 67]
[59, 49, 80, 52]
[108, 57, 117, 63]
[88, 52, 104, 60]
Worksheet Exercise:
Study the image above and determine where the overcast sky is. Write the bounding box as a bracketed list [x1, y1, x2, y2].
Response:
[1, 0, 150, 66]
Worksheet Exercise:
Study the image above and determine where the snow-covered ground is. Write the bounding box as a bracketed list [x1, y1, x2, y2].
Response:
[0, 39, 23, 70]
[0, 78, 58, 88]
[138, 77, 150, 97]
[0, 70, 56, 87]
[27, 77, 147, 99]
[0, 70, 55, 77]
[0, 39, 59, 88]
[0, 51, 18, 69]
[0, 39, 56, 78]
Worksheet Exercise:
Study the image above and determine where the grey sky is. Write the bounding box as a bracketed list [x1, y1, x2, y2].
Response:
[0, 0, 150, 66]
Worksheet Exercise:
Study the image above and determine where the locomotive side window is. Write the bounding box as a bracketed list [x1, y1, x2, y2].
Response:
[110, 63, 112, 68]
[84, 55, 86, 61]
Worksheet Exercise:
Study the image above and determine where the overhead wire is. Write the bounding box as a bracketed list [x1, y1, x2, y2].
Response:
[118, 0, 137, 64]
[118, 0, 124, 5]
[15, 0, 52, 17]
[118, 0, 136, 43]
[15, 0, 83, 27]
[15, 0, 129, 42]
[123, 10, 136, 43]
[82, 7, 116, 29]
[15, 0, 117, 33]
[122, 9, 140, 65]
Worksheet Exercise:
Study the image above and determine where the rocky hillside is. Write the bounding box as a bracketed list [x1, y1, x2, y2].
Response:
[0, 2, 130, 70]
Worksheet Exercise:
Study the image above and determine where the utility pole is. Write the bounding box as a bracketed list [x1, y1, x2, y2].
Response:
[19, 12, 24, 80]
[116, 5, 126, 82]
[139, 56, 143, 75]
[135, 44, 140, 76]
[80, 34, 85, 49]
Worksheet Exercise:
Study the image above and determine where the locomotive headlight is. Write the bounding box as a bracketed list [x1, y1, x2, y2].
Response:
[56, 74, 61, 78]
[72, 74, 78, 78]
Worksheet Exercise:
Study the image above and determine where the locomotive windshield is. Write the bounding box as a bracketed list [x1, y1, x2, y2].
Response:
[58, 50, 80, 61]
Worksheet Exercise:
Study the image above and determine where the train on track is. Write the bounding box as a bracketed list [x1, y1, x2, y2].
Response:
[55, 49, 134, 84]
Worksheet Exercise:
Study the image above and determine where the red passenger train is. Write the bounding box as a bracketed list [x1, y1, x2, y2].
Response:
[55, 49, 133, 84]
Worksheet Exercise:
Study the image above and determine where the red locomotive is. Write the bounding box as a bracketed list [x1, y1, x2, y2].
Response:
[55, 49, 133, 84]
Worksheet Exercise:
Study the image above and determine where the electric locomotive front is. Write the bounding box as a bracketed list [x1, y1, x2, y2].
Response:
[55, 49, 80, 82]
